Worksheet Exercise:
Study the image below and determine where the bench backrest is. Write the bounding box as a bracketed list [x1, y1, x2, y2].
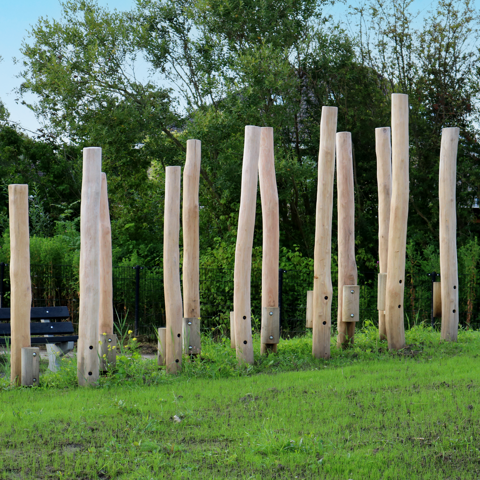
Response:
[0, 321, 75, 336]
[0, 306, 70, 321]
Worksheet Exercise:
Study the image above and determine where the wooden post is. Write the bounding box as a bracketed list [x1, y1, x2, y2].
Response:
[336, 132, 357, 348]
[99, 173, 113, 335]
[21, 347, 39, 386]
[433, 282, 442, 318]
[439, 127, 460, 341]
[376, 127, 392, 341]
[377, 273, 387, 311]
[234, 126, 261, 365]
[78, 148, 102, 385]
[230, 312, 236, 348]
[183, 139, 201, 354]
[164, 166, 183, 373]
[385, 94, 408, 350]
[259, 127, 279, 355]
[157, 327, 166, 366]
[312, 107, 337, 359]
[9, 184, 31, 385]
[306, 291, 313, 328]
[98, 172, 117, 371]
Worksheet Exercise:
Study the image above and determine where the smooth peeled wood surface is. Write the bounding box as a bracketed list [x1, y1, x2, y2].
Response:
[377, 273, 387, 311]
[259, 127, 280, 352]
[99, 173, 113, 335]
[21, 347, 39, 386]
[433, 282, 442, 318]
[78, 148, 102, 386]
[164, 166, 183, 373]
[336, 132, 357, 347]
[313, 107, 337, 359]
[9, 184, 31, 384]
[230, 311, 236, 349]
[99, 333, 117, 372]
[385, 94, 408, 350]
[439, 127, 460, 341]
[306, 291, 313, 328]
[183, 140, 201, 321]
[183, 318, 201, 355]
[376, 127, 392, 340]
[234, 126, 261, 365]
[261, 307, 280, 344]
[157, 327, 166, 367]
[342, 286, 359, 323]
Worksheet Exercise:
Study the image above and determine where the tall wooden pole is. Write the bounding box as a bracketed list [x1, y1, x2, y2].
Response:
[99, 173, 113, 335]
[259, 127, 279, 355]
[312, 106, 337, 359]
[78, 147, 102, 385]
[234, 126, 261, 365]
[336, 132, 357, 348]
[164, 166, 183, 373]
[9, 184, 31, 384]
[385, 94, 408, 350]
[439, 127, 460, 341]
[376, 127, 392, 341]
[183, 140, 201, 355]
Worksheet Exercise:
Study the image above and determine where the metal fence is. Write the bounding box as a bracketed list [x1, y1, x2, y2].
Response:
[0, 262, 479, 338]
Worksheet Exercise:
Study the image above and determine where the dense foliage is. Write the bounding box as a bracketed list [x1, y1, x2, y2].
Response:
[0, 0, 478, 267]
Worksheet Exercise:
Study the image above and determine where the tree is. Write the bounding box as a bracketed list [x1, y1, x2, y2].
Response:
[353, 0, 480, 244]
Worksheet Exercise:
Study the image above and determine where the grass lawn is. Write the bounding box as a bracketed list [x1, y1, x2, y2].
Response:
[0, 324, 479, 479]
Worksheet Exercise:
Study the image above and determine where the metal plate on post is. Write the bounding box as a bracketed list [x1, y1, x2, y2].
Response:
[343, 285, 359, 323]
[99, 333, 117, 372]
[183, 318, 201, 355]
[261, 307, 280, 344]
[21, 347, 40, 386]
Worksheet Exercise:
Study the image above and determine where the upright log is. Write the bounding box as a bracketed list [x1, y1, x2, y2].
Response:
[376, 127, 392, 340]
[385, 94, 408, 350]
[234, 126, 262, 365]
[78, 148, 102, 385]
[9, 184, 31, 384]
[99, 173, 113, 335]
[336, 132, 357, 348]
[259, 127, 279, 355]
[312, 107, 337, 359]
[183, 140, 201, 354]
[439, 127, 460, 341]
[164, 166, 183, 373]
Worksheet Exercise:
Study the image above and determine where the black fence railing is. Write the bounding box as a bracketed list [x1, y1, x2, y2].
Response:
[0, 263, 479, 338]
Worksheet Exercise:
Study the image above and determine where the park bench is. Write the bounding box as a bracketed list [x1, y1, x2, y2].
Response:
[0, 306, 77, 371]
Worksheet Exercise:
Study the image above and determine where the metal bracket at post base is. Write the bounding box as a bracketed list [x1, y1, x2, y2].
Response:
[183, 317, 201, 355]
[261, 307, 280, 344]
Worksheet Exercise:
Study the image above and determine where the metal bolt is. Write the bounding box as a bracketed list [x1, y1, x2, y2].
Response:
[32, 352, 37, 357]
[188, 346, 192, 350]
[350, 314, 354, 318]
[269, 311, 273, 316]
[188, 321, 192, 325]
[269, 335, 274, 340]
[350, 290, 354, 294]
[33, 378, 37, 382]
[46, 310, 49, 313]
[50, 326, 53, 329]
[108, 338, 112, 343]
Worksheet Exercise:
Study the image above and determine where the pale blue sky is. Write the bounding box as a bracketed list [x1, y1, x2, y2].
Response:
[0, 0, 477, 134]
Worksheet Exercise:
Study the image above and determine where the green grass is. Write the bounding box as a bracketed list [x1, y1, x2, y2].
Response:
[1, 323, 480, 479]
